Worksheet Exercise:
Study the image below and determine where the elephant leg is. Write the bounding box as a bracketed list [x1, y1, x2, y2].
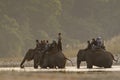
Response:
[58, 63, 65, 68]
[40, 61, 47, 68]
[87, 64, 93, 68]
[58, 65, 65, 69]
[57, 61, 65, 69]
[86, 57, 93, 68]
[49, 65, 54, 68]
[104, 66, 111, 68]
[77, 60, 81, 69]
[104, 63, 112, 68]
[41, 59, 48, 69]
[20, 57, 26, 68]
[87, 61, 93, 68]
[34, 58, 38, 69]
[41, 64, 47, 69]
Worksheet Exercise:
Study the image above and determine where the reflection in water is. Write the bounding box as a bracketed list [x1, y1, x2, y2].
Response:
[0, 71, 120, 80]
[0, 66, 120, 80]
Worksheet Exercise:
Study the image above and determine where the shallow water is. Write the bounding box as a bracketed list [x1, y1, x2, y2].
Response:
[1, 66, 120, 72]
[0, 71, 120, 80]
[0, 66, 120, 80]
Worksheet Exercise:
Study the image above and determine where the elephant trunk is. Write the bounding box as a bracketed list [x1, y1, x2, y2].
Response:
[65, 58, 74, 66]
[20, 57, 26, 68]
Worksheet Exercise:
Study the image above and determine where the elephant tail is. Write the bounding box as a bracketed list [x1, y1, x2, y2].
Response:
[114, 55, 119, 63]
[65, 58, 74, 66]
[112, 54, 119, 63]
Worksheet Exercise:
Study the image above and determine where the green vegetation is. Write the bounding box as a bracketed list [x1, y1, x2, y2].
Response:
[0, 0, 120, 57]
[106, 35, 120, 54]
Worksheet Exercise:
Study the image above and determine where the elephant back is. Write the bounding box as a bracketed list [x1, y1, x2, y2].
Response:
[88, 49, 113, 63]
[83, 49, 109, 61]
[45, 51, 65, 59]
[86, 49, 106, 55]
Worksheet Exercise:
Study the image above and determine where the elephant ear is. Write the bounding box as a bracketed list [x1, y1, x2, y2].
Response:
[26, 49, 35, 61]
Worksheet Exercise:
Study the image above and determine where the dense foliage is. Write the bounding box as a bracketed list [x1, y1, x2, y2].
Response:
[0, 0, 120, 57]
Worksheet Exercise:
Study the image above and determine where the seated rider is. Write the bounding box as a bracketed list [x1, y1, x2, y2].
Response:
[96, 37, 103, 48]
[96, 37, 105, 50]
[93, 37, 105, 50]
[40, 40, 46, 51]
[91, 38, 97, 49]
[35, 40, 41, 50]
[85, 40, 92, 50]
[46, 40, 49, 47]
[41, 40, 50, 53]
[45, 40, 50, 50]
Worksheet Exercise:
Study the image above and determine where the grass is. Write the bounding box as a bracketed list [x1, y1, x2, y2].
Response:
[105, 35, 120, 54]
[63, 43, 86, 57]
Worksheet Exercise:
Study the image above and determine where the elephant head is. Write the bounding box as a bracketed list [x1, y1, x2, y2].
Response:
[25, 49, 35, 61]
[20, 41, 59, 69]
[77, 49, 86, 68]
[20, 49, 38, 68]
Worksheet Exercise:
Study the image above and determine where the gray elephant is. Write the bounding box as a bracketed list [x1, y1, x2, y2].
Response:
[37, 41, 73, 68]
[40, 52, 66, 68]
[77, 49, 117, 69]
[20, 49, 40, 68]
[20, 42, 73, 69]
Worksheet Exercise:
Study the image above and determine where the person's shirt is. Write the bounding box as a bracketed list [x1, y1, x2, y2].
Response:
[58, 35, 62, 41]
[96, 38, 103, 47]
[88, 42, 92, 49]
[91, 40, 97, 46]
[36, 42, 41, 48]
[45, 42, 50, 49]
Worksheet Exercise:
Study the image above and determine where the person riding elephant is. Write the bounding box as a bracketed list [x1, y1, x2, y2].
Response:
[57, 33, 62, 51]
[20, 49, 40, 68]
[77, 48, 117, 69]
[96, 37, 103, 47]
[91, 37, 105, 50]
[20, 41, 73, 69]
[91, 38, 97, 49]
[35, 40, 41, 50]
[40, 41, 73, 68]
[96, 37, 106, 50]
[85, 40, 92, 50]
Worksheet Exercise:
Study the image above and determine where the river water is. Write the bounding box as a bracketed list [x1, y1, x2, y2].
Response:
[0, 66, 120, 80]
[0, 66, 120, 72]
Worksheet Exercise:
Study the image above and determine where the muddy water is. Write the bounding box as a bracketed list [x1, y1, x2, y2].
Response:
[0, 71, 120, 80]
[0, 66, 120, 80]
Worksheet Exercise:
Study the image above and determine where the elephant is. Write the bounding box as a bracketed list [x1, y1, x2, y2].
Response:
[20, 49, 41, 68]
[37, 41, 73, 68]
[20, 41, 73, 69]
[77, 49, 117, 69]
[40, 51, 66, 68]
